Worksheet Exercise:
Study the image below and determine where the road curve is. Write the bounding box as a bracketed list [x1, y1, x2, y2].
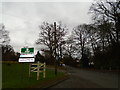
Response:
[49, 66, 119, 88]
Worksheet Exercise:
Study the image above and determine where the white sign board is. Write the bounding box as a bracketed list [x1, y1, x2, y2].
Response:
[20, 54, 34, 58]
[19, 47, 35, 62]
[19, 58, 35, 62]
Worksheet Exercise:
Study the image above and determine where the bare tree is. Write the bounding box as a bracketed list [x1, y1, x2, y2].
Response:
[63, 35, 77, 58]
[89, 0, 120, 44]
[0, 24, 10, 46]
[82, 24, 99, 55]
[0, 24, 16, 61]
[36, 21, 67, 62]
[72, 24, 90, 59]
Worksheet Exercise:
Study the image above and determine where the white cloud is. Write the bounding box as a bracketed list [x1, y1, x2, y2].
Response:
[1, 0, 94, 2]
[1, 2, 93, 53]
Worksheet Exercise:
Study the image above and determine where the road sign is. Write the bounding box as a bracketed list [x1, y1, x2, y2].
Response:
[19, 47, 35, 62]
[21, 48, 34, 54]
[20, 54, 34, 58]
[19, 58, 35, 62]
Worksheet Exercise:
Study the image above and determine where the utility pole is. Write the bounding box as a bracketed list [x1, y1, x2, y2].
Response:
[54, 22, 57, 76]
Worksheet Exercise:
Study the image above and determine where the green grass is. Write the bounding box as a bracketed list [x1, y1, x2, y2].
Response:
[2, 63, 65, 88]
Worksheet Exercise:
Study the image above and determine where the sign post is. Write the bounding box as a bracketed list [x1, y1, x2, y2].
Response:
[18, 47, 35, 84]
[29, 63, 31, 77]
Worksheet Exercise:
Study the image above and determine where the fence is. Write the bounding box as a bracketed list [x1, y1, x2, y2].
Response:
[29, 61, 46, 80]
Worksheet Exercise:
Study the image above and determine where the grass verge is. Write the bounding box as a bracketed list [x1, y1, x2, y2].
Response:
[2, 62, 66, 88]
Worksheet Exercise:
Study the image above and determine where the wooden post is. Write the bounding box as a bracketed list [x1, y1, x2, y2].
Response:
[37, 61, 40, 80]
[43, 62, 46, 78]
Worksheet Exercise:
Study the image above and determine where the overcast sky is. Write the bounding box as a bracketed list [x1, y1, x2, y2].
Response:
[1, 1, 93, 53]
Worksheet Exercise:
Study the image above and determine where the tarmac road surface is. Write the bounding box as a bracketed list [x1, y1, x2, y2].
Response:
[49, 66, 119, 88]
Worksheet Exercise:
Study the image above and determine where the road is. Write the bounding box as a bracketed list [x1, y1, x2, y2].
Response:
[49, 66, 119, 88]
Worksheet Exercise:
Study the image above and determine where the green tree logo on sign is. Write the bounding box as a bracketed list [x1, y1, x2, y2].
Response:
[21, 48, 34, 54]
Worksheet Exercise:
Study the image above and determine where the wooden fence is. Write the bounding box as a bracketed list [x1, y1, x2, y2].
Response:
[29, 61, 46, 80]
